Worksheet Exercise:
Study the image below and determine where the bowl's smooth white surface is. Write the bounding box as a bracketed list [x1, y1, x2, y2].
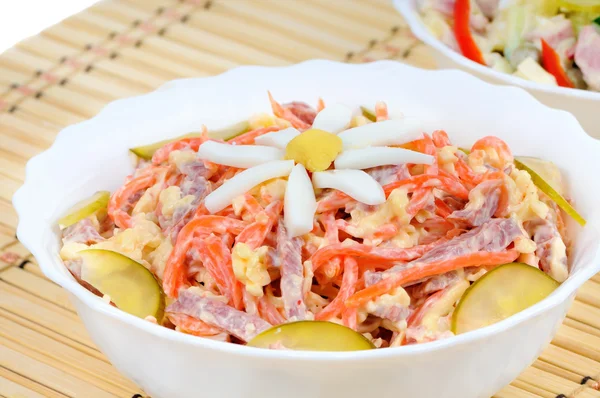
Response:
[394, 0, 600, 138]
[13, 60, 600, 398]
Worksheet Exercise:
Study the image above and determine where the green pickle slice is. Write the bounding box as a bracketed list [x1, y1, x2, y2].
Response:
[558, 0, 600, 12]
[129, 121, 250, 160]
[248, 321, 375, 351]
[58, 191, 110, 229]
[452, 263, 559, 335]
[78, 249, 165, 320]
[514, 156, 586, 226]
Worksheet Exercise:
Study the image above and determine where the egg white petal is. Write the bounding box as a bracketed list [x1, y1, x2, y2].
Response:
[335, 147, 434, 169]
[338, 118, 423, 149]
[284, 164, 317, 238]
[312, 103, 353, 134]
[254, 127, 300, 149]
[197, 141, 284, 168]
[204, 160, 295, 213]
[312, 170, 385, 206]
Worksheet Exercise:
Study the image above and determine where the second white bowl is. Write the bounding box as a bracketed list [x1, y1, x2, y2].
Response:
[395, 0, 600, 138]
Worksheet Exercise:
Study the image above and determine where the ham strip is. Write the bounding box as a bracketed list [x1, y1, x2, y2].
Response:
[575, 26, 600, 91]
[532, 220, 569, 282]
[365, 218, 523, 286]
[62, 218, 105, 245]
[166, 289, 271, 342]
[277, 220, 308, 320]
[448, 179, 501, 227]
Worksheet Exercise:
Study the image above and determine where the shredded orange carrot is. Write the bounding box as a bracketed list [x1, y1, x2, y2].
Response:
[316, 257, 358, 321]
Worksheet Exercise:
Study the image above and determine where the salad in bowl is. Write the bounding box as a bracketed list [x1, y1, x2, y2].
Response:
[13, 61, 600, 398]
[57, 93, 583, 350]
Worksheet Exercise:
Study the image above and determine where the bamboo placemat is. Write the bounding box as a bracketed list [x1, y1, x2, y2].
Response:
[0, 0, 599, 397]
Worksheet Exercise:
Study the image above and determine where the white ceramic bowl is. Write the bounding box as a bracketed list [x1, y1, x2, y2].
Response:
[13, 60, 600, 398]
[394, 0, 600, 138]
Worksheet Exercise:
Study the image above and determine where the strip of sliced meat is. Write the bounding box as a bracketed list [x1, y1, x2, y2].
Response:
[365, 164, 411, 186]
[277, 220, 308, 320]
[409, 270, 463, 300]
[365, 218, 523, 286]
[448, 179, 501, 227]
[166, 289, 271, 342]
[532, 220, 569, 282]
[283, 102, 317, 125]
[575, 25, 600, 91]
[62, 218, 105, 245]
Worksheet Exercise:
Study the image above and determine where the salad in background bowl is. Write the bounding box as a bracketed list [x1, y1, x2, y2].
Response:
[395, 0, 600, 138]
[13, 61, 600, 398]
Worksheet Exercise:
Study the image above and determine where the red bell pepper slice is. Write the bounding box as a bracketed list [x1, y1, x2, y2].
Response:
[540, 39, 575, 88]
[454, 0, 486, 65]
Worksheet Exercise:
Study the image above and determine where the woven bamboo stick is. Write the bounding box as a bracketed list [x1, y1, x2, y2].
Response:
[0, 67, 29, 87]
[17, 35, 80, 65]
[0, 174, 20, 203]
[1, 316, 140, 395]
[0, 232, 16, 250]
[0, 150, 26, 181]
[42, 24, 174, 84]
[95, 58, 165, 89]
[1, 267, 75, 313]
[0, 47, 55, 75]
[214, 0, 364, 56]
[0, 342, 117, 398]
[264, 0, 389, 44]
[0, 307, 105, 361]
[121, 0, 174, 12]
[65, 73, 141, 101]
[0, 200, 18, 230]
[563, 317, 600, 339]
[0, 129, 45, 160]
[553, 324, 600, 362]
[576, 388, 600, 397]
[359, 0, 398, 12]
[568, 300, 600, 330]
[0, 113, 57, 144]
[0, 282, 96, 348]
[140, 36, 239, 74]
[43, 24, 102, 51]
[306, 0, 406, 31]
[577, 280, 600, 308]
[540, 344, 600, 378]
[494, 384, 544, 398]
[118, 46, 202, 78]
[510, 380, 556, 398]
[184, 11, 334, 62]
[1, 281, 80, 322]
[164, 23, 289, 66]
[66, 9, 129, 35]
[0, 373, 49, 398]
[0, 366, 67, 398]
[519, 366, 582, 395]
[533, 359, 586, 384]
[13, 97, 85, 126]
[92, 0, 154, 23]
[17, 35, 152, 94]
[65, 12, 202, 79]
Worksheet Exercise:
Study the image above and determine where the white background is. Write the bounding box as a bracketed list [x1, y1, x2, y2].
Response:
[0, 0, 100, 53]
